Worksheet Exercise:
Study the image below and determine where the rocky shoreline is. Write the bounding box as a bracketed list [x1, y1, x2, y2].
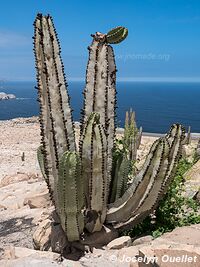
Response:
[0, 92, 16, 100]
[0, 116, 199, 266]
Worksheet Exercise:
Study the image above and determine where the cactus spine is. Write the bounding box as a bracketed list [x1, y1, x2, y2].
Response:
[34, 14, 185, 243]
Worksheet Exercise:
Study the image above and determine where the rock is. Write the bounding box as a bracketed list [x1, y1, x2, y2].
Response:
[0, 180, 48, 210]
[0, 204, 6, 211]
[0, 173, 28, 187]
[182, 143, 197, 163]
[135, 224, 200, 266]
[184, 160, 200, 181]
[155, 224, 200, 246]
[32, 219, 52, 250]
[183, 160, 200, 199]
[132, 235, 153, 246]
[23, 190, 50, 208]
[107, 236, 132, 249]
[196, 191, 200, 204]
[81, 225, 119, 247]
[51, 223, 69, 253]
[1, 246, 83, 267]
[138, 244, 200, 267]
[117, 246, 140, 265]
[33, 211, 118, 254]
[0, 92, 16, 100]
[33, 214, 68, 253]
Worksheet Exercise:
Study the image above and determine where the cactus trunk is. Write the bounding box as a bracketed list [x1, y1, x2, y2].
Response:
[80, 113, 107, 232]
[81, 33, 117, 195]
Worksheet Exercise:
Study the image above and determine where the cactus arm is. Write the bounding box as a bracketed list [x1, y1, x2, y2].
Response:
[80, 36, 118, 211]
[109, 154, 131, 203]
[80, 113, 99, 207]
[106, 139, 164, 223]
[106, 26, 128, 44]
[187, 126, 191, 144]
[57, 151, 84, 242]
[94, 43, 108, 126]
[80, 113, 107, 232]
[34, 14, 59, 200]
[80, 39, 99, 134]
[37, 146, 48, 183]
[115, 156, 131, 200]
[108, 139, 160, 210]
[34, 14, 77, 209]
[106, 45, 117, 190]
[108, 124, 185, 230]
[109, 153, 123, 203]
[161, 124, 185, 194]
[129, 111, 137, 161]
[41, 15, 75, 156]
[137, 126, 143, 149]
[46, 16, 76, 152]
[81, 29, 127, 203]
[90, 122, 107, 232]
[127, 139, 169, 218]
[123, 110, 141, 161]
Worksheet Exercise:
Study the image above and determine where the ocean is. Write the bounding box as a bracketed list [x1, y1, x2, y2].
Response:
[0, 81, 199, 134]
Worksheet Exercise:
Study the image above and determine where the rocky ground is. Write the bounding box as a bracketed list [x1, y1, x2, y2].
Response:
[0, 117, 199, 266]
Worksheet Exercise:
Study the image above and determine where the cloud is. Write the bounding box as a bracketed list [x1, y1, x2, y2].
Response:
[0, 30, 30, 48]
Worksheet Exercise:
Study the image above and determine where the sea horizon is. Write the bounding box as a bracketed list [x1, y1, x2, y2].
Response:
[0, 80, 200, 134]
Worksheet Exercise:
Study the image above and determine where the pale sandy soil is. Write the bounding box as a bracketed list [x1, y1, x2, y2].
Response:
[0, 117, 40, 183]
[0, 116, 158, 183]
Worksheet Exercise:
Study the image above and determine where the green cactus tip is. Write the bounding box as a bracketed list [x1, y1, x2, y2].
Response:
[106, 26, 128, 44]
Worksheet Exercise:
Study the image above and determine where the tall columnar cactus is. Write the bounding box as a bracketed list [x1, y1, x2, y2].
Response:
[109, 110, 142, 204]
[185, 126, 191, 145]
[34, 14, 185, 244]
[124, 109, 142, 161]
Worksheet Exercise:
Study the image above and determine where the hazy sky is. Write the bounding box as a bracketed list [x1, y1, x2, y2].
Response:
[0, 0, 200, 81]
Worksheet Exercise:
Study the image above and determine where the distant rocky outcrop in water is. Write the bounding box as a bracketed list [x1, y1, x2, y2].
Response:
[0, 92, 16, 100]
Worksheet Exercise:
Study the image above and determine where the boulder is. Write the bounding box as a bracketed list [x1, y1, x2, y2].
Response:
[117, 246, 140, 266]
[182, 143, 197, 163]
[32, 218, 52, 251]
[23, 190, 50, 209]
[0, 180, 48, 210]
[1, 246, 82, 267]
[107, 236, 132, 249]
[196, 191, 200, 204]
[0, 172, 38, 188]
[183, 160, 200, 199]
[132, 235, 153, 246]
[155, 224, 200, 246]
[33, 210, 119, 254]
[138, 244, 200, 267]
[81, 225, 119, 247]
[1, 173, 28, 187]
